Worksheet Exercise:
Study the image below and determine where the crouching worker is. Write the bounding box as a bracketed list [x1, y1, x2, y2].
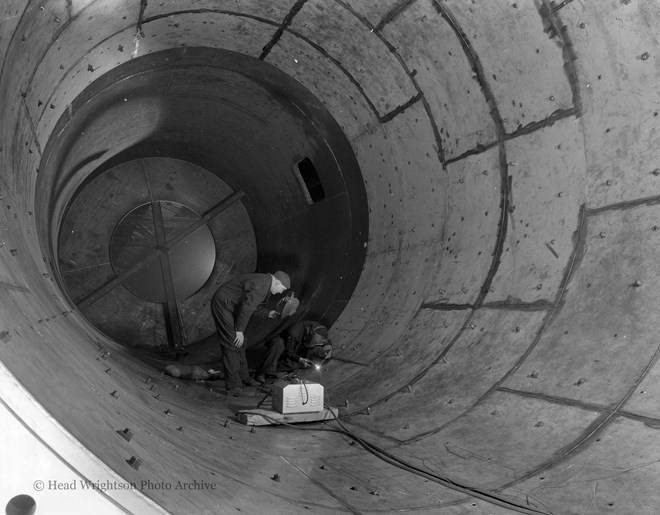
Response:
[256, 320, 332, 383]
[211, 271, 291, 395]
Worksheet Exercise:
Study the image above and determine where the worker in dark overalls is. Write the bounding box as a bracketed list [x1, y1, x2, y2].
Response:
[256, 320, 332, 383]
[211, 271, 291, 395]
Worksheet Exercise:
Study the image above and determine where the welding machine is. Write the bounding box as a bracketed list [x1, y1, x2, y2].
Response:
[271, 380, 324, 414]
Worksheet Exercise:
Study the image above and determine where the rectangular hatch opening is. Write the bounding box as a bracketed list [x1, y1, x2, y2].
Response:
[294, 157, 325, 204]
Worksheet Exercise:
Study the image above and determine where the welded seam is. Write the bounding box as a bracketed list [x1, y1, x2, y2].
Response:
[505, 106, 579, 140]
[379, 92, 422, 123]
[435, 0, 582, 168]
[0, 280, 30, 292]
[6, 3, 67, 191]
[401, 205, 586, 445]
[20, 96, 43, 156]
[431, 0, 510, 307]
[334, 0, 445, 161]
[282, 457, 363, 515]
[29, 9, 280, 129]
[498, 386, 660, 428]
[343, 0, 510, 416]
[277, 27, 381, 120]
[370, 0, 583, 423]
[12, 14, 80, 131]
[143, 8, 278, 27]
[0, 2, 32, 89]
[478, 299, 554, 311]
[491, 338, 660, 491]
[0, 168, 16, 204]
[360, 237, 446, 258]
[421, 299, 553, 311]
[445, 141, 499, 166]
[137, 0, 148, 34]
[2, 3, 604, 510]
[420, 302, 473, 310]
[617, 409, 660, 428]
[445, 106, 578, 166]
[325, 0, 453, 395]
[585, 193, 660, 216]
[259, 0, 308, 60]
[269, 0, 445, 333]
[476, 206, 587, 393]
[332, 0, 452, 343]
[27, 8, 378, 143]
[20, 41, 84, 136]
[374, 0, 417, 32]
[539, 0, 582, 115]
[547, 0, 578, 14]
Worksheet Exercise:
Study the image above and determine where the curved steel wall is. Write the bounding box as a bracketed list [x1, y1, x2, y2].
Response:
[0, 1, 659, 514]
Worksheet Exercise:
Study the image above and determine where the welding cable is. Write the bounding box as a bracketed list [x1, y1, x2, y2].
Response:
[255, 391, 271, 409]
[295, 378, 310, 405]
[322, 404, 552, 515]
[239, 407, 550, 515]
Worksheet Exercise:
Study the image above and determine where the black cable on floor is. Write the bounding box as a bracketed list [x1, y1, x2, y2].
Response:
[239, 404, 552, 515]
[323, 403, 551, 515]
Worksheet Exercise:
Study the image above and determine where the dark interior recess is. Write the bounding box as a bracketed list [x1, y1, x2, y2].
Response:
[295, 157, 326, 204]
[41, 47, 369, 354]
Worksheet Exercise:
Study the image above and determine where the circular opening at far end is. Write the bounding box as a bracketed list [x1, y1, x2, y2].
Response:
[109, 201, 216, 303]
[40, 48, 368, 349]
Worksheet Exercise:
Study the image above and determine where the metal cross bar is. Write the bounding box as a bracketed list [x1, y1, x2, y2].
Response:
[77, 190, 245, 310]
[152, 200, 184, 351]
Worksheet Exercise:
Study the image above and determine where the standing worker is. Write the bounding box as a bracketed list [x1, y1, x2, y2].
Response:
[211, 271, 291, 395]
